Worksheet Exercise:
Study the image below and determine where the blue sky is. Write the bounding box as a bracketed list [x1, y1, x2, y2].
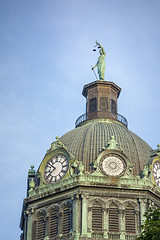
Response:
[0, 0, 160, 239]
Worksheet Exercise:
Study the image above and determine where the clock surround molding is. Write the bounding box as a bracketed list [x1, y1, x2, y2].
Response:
[38, 148, 71, 185]
[100, 154, 126, 177]
[96, 149, 129, 178]
[151, 156, 160, 187]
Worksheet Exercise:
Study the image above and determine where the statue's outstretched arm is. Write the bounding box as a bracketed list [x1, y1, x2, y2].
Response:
[92, 63, 97, 70]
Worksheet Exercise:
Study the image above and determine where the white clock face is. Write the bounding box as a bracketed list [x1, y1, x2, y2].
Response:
[44, 154, 69, 183]
[153, 161, 160, 187]
[102, 156, 124, 176]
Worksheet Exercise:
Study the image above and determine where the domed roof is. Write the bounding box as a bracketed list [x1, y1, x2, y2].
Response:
[60, 119, 152, 176]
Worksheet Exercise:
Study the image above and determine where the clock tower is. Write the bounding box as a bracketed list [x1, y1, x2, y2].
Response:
[20, 78, 160, 239]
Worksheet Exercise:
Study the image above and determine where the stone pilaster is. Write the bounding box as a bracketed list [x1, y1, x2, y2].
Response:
[120, 210, 125, 240]
[139, 198, 147, 225]
[26, 208, 34, 240]
[81, 194, 88, 237]
[103, 208, 108, 238]
[72, 194, 80, 237]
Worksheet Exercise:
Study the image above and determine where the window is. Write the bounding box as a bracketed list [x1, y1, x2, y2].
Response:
[36, 215, 45, 240]
[92, 203, 103, 231]
[125, 206, 136, 234]
[62, 205, 72, 234]
[89, 98, 97, 112]
[111, 99, 117, 114]
[109, 204, 119, 232]
[49, 211, 58, 238]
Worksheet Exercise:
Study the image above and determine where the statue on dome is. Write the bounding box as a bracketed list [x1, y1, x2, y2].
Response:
[92, 41, 106, 81]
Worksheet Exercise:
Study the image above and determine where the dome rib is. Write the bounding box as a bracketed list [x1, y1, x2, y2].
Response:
[126, 130, 141, 175]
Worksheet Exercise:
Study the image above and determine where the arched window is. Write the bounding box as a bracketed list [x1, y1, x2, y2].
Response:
[92, 203, 103, 231]
[49, 210, 58, 238]
[109, 204, 119, 232]
[36, 215, 45, 240]
[125, 206, 136, 234]
[62, 204, 72, 234]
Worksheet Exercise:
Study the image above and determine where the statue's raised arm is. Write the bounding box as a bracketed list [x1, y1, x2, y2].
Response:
[92, 41, 106, 81]
[95, 41, 106, 55]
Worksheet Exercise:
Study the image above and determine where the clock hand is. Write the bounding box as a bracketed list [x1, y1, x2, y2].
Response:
[50, 166, 56, 174]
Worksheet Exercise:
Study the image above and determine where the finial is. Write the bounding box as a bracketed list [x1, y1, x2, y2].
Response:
[107, 136, 119, 150]
[157, 144, 160, 156]
[150, 144, 160, 157]
[29, 178, 35, 191]
[47, 137, 68, 154]
[28, 165, 35, 177]
[78, 162, 84, 175]
[142, 165, 149, 179]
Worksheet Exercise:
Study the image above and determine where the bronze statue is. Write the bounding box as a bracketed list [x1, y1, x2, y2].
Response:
[92, 41, 106, 81]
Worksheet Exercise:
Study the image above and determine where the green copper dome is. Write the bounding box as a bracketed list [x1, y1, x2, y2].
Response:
[60, 119, 151, 176]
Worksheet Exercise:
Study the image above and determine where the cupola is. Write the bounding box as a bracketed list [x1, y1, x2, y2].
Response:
[75, 80, 128, 128]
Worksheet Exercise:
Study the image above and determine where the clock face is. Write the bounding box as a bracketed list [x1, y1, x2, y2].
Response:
[153, 161, 160, 187]
[44, 154, 69, 183]
[101, 156, 124, 176]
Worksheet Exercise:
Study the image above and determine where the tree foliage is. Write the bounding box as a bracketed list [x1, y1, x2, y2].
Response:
[137, 207, 160, 240]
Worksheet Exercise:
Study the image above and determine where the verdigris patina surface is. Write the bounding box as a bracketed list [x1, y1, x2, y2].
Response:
[92, 41, 106, 80]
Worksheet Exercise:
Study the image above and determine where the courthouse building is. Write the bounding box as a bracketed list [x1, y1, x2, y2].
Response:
[20, 77, 160, 240]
